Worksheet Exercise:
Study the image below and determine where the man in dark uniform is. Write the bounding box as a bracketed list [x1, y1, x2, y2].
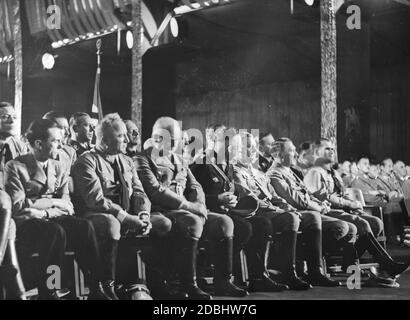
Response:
[69, 112, 95, 157]
[124, 120, 141, 158]
[136, 117, 247, 299]
[192, 128, 291, 291]
[73, 113, 172, 300]
[0, 102, 27, 299]
[258, 132, 276, 173]
[5, 119, 110, 300]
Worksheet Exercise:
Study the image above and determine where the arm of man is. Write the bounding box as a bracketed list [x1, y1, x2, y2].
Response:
[135, 153, 187, 210]
[269, 170, 311, 210]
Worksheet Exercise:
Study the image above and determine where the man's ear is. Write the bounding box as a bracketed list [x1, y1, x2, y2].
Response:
[34, 140, 42, 150]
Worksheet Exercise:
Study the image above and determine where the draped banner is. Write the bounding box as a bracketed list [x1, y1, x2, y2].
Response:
[0, 0, 15, 62]
[24, 0, 158, 54]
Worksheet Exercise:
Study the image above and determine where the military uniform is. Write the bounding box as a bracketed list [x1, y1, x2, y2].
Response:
[136, 148, 237, 297]
[304, 165, 383, 237]
[259, 154, 274, 173]
[69, 139, 93, 158]
[5, 153, 103, 298]
[268, 165, 355, 243]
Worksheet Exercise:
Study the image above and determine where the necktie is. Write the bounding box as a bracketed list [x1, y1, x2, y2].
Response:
[112, 158, 130, 211]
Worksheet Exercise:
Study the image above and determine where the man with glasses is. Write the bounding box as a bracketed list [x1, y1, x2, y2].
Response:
[69, 112, 95, 157]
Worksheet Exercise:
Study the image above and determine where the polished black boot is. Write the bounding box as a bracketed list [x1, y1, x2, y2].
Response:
[100, 239, 120, 300]
[304, 229, 341, 287]
[358, 232, 410, 277]
[214, 237, 248, 297]
[179, 237, 212, 300]
[342, 242, 359, 272]
[279, 231, 311, 291]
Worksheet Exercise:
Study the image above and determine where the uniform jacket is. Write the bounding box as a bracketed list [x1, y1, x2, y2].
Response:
[135, 147, 205, 212]
[233, 163, 296, 212]
[5, 153, 72, 220]
[304, 165, 356, 210]
[72, 148, 151, 217]
[69, 139, 93, 158]
[0, 135, 29, 189]
[351, 174, 388, 206]
[268, 165, 322, 211]
[191, 161, 235, 213]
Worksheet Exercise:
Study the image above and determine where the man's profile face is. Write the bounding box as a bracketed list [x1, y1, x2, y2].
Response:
[37, 127, 62, 160]
[105, 122, 129, 155]
[260, 134, 275, 156]
[281, 141, 297, 167]
[76, 116, 94, 143]
[368, 165, 379, 179]
[55, 117, 70, 145]
[394, 161, 406, 178]
[0, 106, 18, 135]
[317, 140, 336, 164]
[381, 159, 393, 175]
[152, 123, 182, 156]
[341, 161, 351, 175]
[357, 159, 369, 174]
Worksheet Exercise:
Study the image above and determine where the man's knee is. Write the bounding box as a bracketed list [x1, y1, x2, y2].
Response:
[356, 218, 372, 235]
[207, 214, 234, 239]
[365, 216, 384, 237]
[87, 214, 121, 240]
[0, 191, 11, 212]
[280, 212, 301, 232]
[174, 213, 204, 239]
[300, 211, 321, 230]
[150, 213, 172, 237]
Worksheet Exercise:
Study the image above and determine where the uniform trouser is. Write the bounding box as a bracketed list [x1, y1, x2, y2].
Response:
[84, 212, 172, 283]
[16, 216, 101, 295]
[382, 201, 408, 237]
[326, 209, 383, 237]
[163, 210, 234, 285]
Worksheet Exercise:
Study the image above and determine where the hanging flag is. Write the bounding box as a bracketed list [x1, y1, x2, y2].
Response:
[91, 39, 103, 122]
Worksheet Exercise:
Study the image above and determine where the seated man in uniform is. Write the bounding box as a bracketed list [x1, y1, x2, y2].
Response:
[73, 113, 171, 300]
[304, 139, 409, 282]
[136, 117, 244, 300]
[353, 158, 408, 244]
[69, 112, 95, 157]
[0, 102, 28, 299]
[192, 128, 289, 292]
[268, 138, 354, 285]
[5, 119, 110, 300]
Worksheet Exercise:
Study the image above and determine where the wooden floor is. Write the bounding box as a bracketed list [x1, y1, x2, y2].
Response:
[216, 246, 410, 300]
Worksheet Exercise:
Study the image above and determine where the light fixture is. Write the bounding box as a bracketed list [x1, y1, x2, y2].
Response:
[305, 0, 315, 5]
[170, 17, 179, 37]
[42, 53, 56, 69]
[126, 30, 134, 49]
